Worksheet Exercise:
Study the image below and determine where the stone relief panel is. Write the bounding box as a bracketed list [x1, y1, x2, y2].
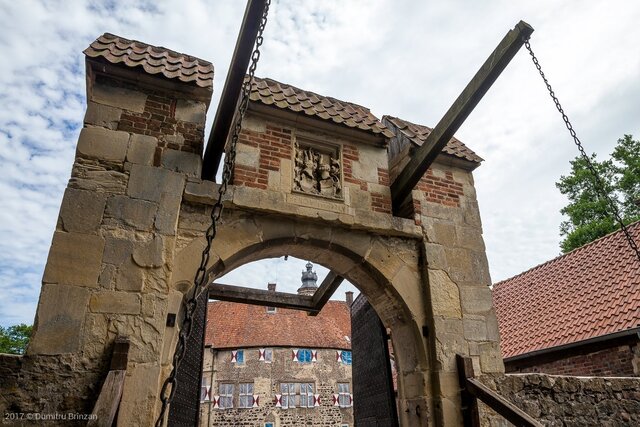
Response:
[293, 139, 343, 200]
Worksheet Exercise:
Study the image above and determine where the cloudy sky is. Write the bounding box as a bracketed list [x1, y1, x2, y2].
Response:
[1, 0, 639, 326]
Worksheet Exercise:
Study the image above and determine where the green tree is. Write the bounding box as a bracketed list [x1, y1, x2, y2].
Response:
[556, 135, 640, 253]
[0, 323, 32, 355]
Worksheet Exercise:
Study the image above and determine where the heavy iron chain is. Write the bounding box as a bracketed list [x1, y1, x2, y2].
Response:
[154, 1, 272, 425]
[524, 39, 640, 263]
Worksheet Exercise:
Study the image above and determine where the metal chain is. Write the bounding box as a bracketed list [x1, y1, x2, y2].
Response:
[524, 40, 640, 263]
[154, 1, 272, 425]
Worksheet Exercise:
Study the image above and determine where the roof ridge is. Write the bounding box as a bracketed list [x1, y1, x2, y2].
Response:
[98, 33, 212, 66]
[256, 76, 371, 112]
[494, 219, 640, 288]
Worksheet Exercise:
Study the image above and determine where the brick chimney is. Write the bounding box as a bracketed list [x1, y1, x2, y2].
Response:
[345, 291, 354, 307]
[268, 282, 276, 292]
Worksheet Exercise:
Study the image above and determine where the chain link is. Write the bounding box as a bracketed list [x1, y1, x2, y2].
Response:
[524, 40, 640, 263]
[154, 1, 272, 425]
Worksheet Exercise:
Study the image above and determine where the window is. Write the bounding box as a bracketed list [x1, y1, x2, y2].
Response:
[338, 383, 351, 408]
[232, 349, 244, 364]
[200, 376, 211, 402]
[264, 348, 273, 362]
[298, 349, 312, 363]
[265, 424, 274, 427]
[280, 383, 314, 409]
[266, 306, 276, 314]
[341, 351, 352, 365]
[239, 382, 254, 408]
[219, 383, 234, 409]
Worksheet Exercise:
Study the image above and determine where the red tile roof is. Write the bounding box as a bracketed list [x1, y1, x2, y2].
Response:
[205, 300, 352, 350]
[249, 77, 394, 139]
[84, 33, 214, 89]
[493, 222, 640, 359]
[383, 115, 483, 164]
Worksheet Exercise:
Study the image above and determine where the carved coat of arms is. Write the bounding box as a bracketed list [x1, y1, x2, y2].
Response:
[293, 141, 342, 199]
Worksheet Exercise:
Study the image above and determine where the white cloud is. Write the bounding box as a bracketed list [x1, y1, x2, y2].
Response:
[1, 0, 639, 325]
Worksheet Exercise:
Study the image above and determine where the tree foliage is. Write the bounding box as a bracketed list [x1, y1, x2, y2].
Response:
[0, 323, 32, 355]
[557, 135, 640, 253]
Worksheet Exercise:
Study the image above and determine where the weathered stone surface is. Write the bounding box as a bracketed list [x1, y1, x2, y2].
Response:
[29, 284, 90, 354]
[127, 164, 185, 202]
[115, 258, 145, 291]
[478, 342, 504, 373]
[98, 264, 116, 289]
[463, 317, 488, 341]
[102, 236, 134, 265]
[161, 149, 201, 176]
[184, 180, 217, 205]
[459, 285, 494, 314]
[117, 364, 161, 427]
[105, 195, 157, 230]
[83, 101, 122, 130]
[92, 81, 147, 113]
[174, 99, 206, 123]
[133, 235, 165, 268]
[59, 188, 107, 234]
[126, 134, 157, 165]
[43, 231, 105, 287]
[235, 143, 260, 166]
[89, 291, 141, 314]
[69, 170, 128, 194]
[76, 127, 130, 162]
[155, 192, 182, 235]
[428, 270, 462, 318]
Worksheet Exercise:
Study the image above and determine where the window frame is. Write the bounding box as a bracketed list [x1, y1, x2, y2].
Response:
[280, 382, 314, 409]
[200, 375, 211, 402]
[238, 382, 254, 409]
[219, 383, 234, 409]
[298, 349, 312, 363]
[264, 348, 273, 363]
[338, 382, 351, 408]
[341, 350, 352, 365]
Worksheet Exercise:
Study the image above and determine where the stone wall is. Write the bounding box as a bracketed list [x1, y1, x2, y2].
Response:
[506, 342, 639, 377]
[480, 373, 640, 426]
[200, 347, 353, 426]
[0, 61, 211, 426]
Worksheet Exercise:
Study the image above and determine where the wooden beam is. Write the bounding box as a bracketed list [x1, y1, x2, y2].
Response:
[89, 337, 130, 427]
[201, 0, 268, 181]
[391, 21, 534, 216]
[309, 272, 344, 316]
[466, 378, 542, 427]
[208, 282, 316, 312]
[456, 354, 480, 427]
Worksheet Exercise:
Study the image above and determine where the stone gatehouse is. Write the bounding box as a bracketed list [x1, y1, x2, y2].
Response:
[0, 32, 505, 426]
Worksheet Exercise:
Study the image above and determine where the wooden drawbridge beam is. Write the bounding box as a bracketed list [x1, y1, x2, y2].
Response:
[391, 20, 534, 216]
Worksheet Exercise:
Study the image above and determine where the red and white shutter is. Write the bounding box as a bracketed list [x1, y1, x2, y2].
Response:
[259, 349, 265, 361]
[332, 394, 340, 406]
[311, 350, 318, 362]
[252, 395, 260, 408]
[336, 350, 342, 362]
[292, 349, 299, 362]
[313, 394, 321, 407]
[212, 396, 220, 409]
[274, 394, 282, 408]
[231, 350, 237, 363]
[349, 393, 354, 407]
[203, 386, 211, 401]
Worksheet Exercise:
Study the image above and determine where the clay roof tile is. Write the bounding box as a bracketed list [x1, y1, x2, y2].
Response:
[493, 221, 640, 358]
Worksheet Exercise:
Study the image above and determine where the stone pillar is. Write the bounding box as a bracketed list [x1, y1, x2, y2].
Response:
[417, 163, 504, 425]
[25, 35, 212, 426]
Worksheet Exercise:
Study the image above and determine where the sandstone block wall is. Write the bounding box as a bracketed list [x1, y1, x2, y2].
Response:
[506, 342, 639, 377]
[480, 373, 640, 426]
[0, 67, 211, 426]
[200, 347, 353, 426]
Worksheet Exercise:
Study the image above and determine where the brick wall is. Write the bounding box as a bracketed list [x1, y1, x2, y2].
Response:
[234, 124, 292, 189]
[96, 74, 205, 155]
[506, 343, 638, 377]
